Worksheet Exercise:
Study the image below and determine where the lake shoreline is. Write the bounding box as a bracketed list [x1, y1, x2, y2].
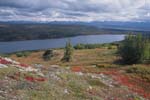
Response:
[0, 34, 125, 53]
[1, 42, 122, 56]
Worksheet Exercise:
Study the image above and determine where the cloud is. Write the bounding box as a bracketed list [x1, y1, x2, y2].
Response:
[0, 0, 149, 22]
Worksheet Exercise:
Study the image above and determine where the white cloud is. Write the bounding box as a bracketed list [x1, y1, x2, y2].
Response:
[0, 0, 149, 22]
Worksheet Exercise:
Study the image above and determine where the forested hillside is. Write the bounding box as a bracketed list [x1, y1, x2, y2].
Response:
[0, 23, 148, 41]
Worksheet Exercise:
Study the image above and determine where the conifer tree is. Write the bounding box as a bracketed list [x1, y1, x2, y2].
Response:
[62, 40, 74, 62]
[119, 34, 150, 64]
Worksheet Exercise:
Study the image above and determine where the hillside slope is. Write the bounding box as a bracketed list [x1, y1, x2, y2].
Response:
[0, 48, 150, 100]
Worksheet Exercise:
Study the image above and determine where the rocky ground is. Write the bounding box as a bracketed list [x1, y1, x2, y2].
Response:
[0, 56, 149, 100]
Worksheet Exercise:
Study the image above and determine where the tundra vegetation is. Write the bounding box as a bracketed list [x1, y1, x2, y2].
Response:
[0, 34, 150, 100]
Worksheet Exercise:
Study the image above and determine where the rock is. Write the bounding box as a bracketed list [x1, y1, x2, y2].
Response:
[34, 64, 43, 68]
[37, 72, 45, 77]
[64, 89, 69, 94]
[0, 64, 8, 68]
[75, 72, 84, 76]
[25, 67, 38, 72]
[49, 73, 60, 81]
[4, 58, 19, 64]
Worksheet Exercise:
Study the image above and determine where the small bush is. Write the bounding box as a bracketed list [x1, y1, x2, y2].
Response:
[23, 52, 31, 57]
[108, 45, 117, 49]
[74, 43, 117, 50]
[43, 49, 53, 61]
[74, 44, 85, 49]
[0, 54, 10, 57]
[16, 51, 31, 57]
[16, 52, 25, 57]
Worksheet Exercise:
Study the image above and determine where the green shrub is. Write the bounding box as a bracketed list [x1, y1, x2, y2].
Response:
[108, 45, 117, 49]
[118, 34, 150, 64]
[16, 52, 25, 57]
[43, 49, 53, 61]
[74, 43, 117, 50]
[23, 51, 31, 57]
[16, 51, 31, 57]
[74, 44, 85, 49]
[0, 54, 10, 57]
[142, 39, 150, 63]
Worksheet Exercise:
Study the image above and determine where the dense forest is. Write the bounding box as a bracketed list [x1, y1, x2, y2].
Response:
[0, 23, 149, 41]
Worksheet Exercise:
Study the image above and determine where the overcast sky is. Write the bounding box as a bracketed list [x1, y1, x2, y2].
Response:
[0, 0, 149, 22]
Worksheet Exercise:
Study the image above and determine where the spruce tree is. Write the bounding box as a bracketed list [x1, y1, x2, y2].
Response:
[62, 40, 74, 62]
[118, 34, 150, 64]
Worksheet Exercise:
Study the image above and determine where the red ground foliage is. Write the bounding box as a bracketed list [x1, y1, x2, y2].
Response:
[8, 72, 47, 82]
[25, 76, 47, 82]
[71, 66, 83, 72]
[100, 70, 150, 99]
[0, 58, 12, 64]
[19, 64, 29, 68]
[73, 66, 150, 99]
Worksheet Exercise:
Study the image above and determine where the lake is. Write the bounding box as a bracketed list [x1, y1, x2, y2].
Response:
[0, 35, 125, 53]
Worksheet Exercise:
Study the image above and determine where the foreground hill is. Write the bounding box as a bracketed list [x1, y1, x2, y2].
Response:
[0, 47, 149, 100]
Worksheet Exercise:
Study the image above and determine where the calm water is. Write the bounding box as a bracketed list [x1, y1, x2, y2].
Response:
[0, 35, 125, 53]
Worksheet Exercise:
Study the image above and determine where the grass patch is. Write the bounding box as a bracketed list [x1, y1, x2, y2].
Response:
[126, 66, 150, 81]
[96, 64, 112, 68]
[10, 48, 118, 67]
[68, 81, 86, 98]
[0, 67, 19, 79]
[0, 54, 10, 57]
[87, 79, 106, 87]
[127, 66, 150, 75]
